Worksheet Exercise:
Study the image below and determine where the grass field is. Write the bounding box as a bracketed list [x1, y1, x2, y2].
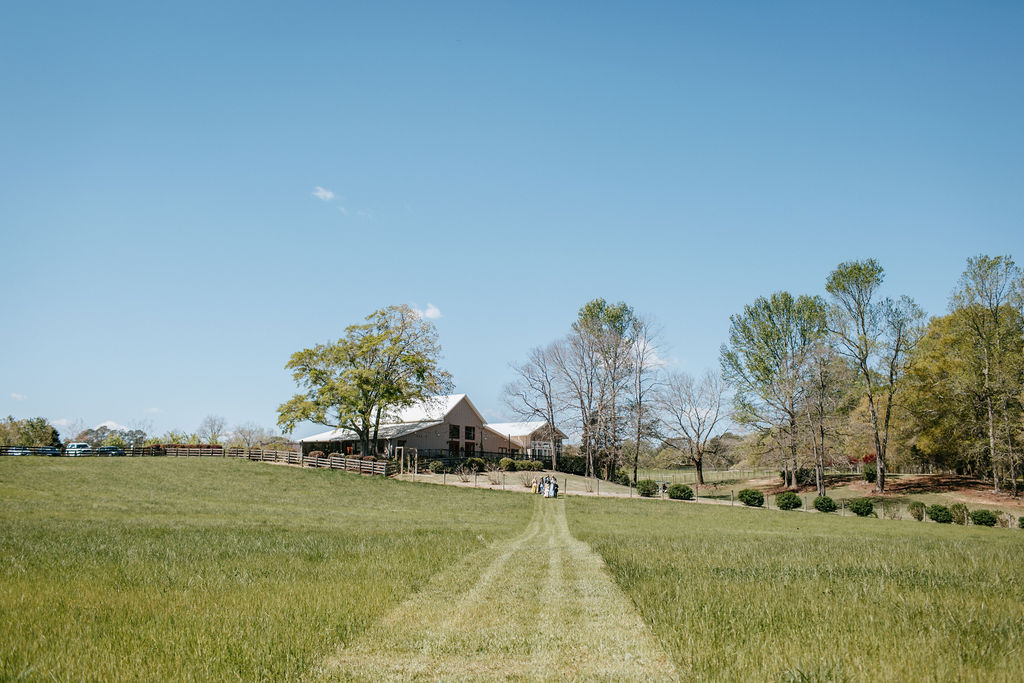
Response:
[2, 457, 1022, 681]
[0, 457, 531, 681]
[566, 496, 1024, 682]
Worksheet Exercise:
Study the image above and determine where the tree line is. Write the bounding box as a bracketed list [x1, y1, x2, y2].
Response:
[506, 255, 1024, 497]
[0, 415, 288, 450]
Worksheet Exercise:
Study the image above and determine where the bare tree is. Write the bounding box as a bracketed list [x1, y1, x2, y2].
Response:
[234, 422, 273, 449]
[504, 343, 564, 470]
[550, 332, 600, 477]
[628, 316, 662, 484]
[657, 370, 726, 485]
[198, 415, 228, 444]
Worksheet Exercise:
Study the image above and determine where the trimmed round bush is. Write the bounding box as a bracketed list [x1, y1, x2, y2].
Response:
[926, 504, 953, 524]
[738, 488, 764, 507]
[667, 483, 694, 500]
[464, 457, 485, 473]
[863, 463, 877, 483]
[813, 495, 837, 513]
[517, 459, 543, 471]
[499, 457, 517, 472]
[613, 470, 632, 487]
[969, 509, 998, 527]
[1018, 516, 1024, 529]
[849, 498, 874, 517]
[428, 460, 445, 474]
[775, 491, 802, 510]
[950, 503, 968, 525]
[636, 479, 658, 497]
[908, 500, 925, 521]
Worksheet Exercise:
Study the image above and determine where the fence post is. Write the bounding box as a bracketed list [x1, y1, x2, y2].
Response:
[731, 490, 734, 505]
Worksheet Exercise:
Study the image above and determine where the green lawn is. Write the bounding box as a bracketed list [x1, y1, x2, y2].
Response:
[566, 495, 1024, 682]
[3, 457, 1021, 681]
[0, 457, 531, 681]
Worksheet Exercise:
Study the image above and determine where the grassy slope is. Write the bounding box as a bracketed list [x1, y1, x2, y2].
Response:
[566, 496, 1024, 682]
[0, 457, 531, 681]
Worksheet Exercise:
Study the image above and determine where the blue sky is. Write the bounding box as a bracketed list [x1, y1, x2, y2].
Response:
[3, 1, 1023, 440]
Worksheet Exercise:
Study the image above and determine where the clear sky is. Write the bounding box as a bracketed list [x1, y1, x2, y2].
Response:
[3, 1, 1023, 440]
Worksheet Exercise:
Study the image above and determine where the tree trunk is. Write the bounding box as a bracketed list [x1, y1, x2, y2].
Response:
[695, 456, 705, 486]
[865, 386, 885, 493]
[988, 394, 999, 492]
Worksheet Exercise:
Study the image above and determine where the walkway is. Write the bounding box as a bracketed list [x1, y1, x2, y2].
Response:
[322, 498, 678, 681]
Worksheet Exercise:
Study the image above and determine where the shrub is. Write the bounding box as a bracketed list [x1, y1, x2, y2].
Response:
[926, 504, 952, 524]
[464, 457, 485, 473]
[428, 460, 445, 474]
[636, 479, 658, 497]
[613, 470, 632, 487]
[969, 509, 998, 527]
[775, 491, 802, 510]
[950, 503, 968, 525]
[499, 457, 517, 472]
[849, 498, 874, 517]
[779, 468, 816, 487]
[667, 483, 694, 500]
[908, 500, 925, 521]
[813, 495, 837, 513]
[738, 488, 764, 507]
[554, 455, 587, 475]
[863, 463, 876, 483]
[1019, 516, 1024, 529]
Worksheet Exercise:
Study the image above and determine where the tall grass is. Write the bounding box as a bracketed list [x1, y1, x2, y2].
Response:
[0, 457, 531, 681]
[566, 497, 1024, 682]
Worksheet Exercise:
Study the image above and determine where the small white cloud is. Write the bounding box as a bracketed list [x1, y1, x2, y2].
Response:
[312, 186, 335, 201]
[96, 420, 128, 431]
[10, 393, 26, 401]
[53, 418, 71, 427]
[413, 303, 442, 320]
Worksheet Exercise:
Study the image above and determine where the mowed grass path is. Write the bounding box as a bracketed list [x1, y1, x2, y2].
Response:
[324, 498, 676, 681]
[567, 497, 1024, 682]
[0, 457, 532, 681]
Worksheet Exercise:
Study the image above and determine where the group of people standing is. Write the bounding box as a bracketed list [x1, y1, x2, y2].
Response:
[531, 475, 559, 498]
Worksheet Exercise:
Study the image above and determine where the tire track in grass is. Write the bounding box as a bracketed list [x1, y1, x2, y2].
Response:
[322, 498, 677, 681]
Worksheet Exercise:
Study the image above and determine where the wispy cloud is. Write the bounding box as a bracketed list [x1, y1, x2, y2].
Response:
[413, 303, 442, 320]
[145, 407, 162, 414]
[10, 393, 26, 401]
[337, 205, 349, 215]
[312, 186, 335, 201]
[96, 420, 128, 431]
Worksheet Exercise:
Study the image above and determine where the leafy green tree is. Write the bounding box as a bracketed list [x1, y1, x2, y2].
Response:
[0, 416, 62, 447]
[277, 305, 452, 459]
[950, 254, 1023, 495]
[826, 259, 924, 493]
[720, 292, 827, 487]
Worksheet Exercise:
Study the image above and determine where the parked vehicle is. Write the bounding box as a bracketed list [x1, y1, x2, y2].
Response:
[7, 447, 32, 456]
[65, 442, 92, 456]
[96, 446, 125, 457]
[37, 446, 61, 456]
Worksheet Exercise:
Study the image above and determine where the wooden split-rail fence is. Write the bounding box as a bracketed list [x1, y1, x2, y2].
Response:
[0, 444, 395, 476]
[146, 447, 395, 476]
